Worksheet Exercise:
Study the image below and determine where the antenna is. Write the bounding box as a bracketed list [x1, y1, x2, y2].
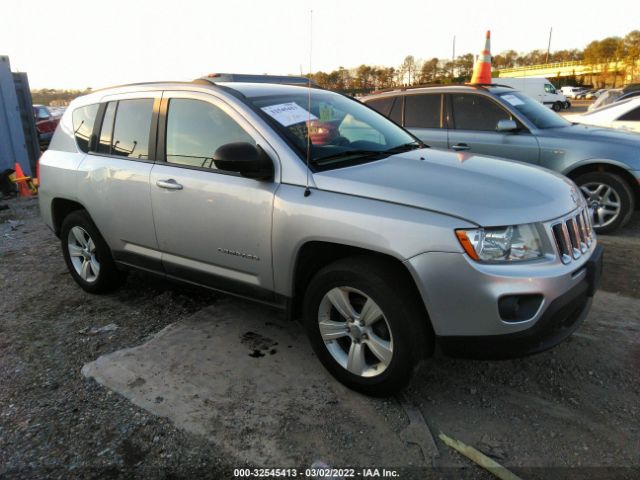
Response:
[304, 9, 313, 198]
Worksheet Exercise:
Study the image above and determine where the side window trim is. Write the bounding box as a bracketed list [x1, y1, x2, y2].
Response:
[156, 93, 252, 178]
[89, 94, 160, 163]
[447, 93, 528, 133]
[444, 94, 454, 129]
[91, 102, 108, 152]
[148, 98, 161, 161]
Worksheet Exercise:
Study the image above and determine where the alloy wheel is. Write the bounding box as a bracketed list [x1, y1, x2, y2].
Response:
[67, 226, 100, 283]
[317, 287, 393, 378]
[580, 182, 621, 229]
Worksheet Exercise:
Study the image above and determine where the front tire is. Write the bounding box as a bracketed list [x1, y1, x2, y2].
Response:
[576, 172, 635, 234]
[552, 102, 562, 112]
[303, 257, 432, 396]
[60, 210, 125, 293]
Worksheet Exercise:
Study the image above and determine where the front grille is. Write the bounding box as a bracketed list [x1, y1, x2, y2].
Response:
[551, 207, 594, 264]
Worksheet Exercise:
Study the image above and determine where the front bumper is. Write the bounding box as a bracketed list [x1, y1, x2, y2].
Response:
[406, 243, 603, 359]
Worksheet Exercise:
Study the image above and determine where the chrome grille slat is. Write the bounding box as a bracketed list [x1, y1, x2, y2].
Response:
[551, 206, 594, 264]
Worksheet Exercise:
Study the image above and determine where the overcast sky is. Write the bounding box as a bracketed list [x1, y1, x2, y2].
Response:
[3, 0, 639, 89]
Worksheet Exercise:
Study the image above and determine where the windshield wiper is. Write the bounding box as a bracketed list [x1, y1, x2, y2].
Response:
[314, 149, 387, 165]
[384, 141, 426, 154]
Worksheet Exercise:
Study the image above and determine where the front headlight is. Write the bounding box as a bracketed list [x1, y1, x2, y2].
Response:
[456, 224, 544, 262]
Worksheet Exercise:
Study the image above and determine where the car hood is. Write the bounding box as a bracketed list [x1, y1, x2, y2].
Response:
[313, 148, 581, 226]
[545, 123, 640, 146]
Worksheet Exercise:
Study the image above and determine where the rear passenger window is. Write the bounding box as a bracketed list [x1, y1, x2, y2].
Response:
[366, 97, 395, 117]
[98, 102, 116, 155]
[111, 99, 154, 159]
[165, 99, 254, 170]
[618, 106, 640, 121]
[450, 94, 511, 131]
[72, 104, 99, 153]
[388, 97, 403, 125]
[404, 94, 441, 128]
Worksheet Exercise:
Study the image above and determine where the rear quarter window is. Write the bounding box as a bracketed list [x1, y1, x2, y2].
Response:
[365, 97, 395, 117]
[72, 104, 99, 153]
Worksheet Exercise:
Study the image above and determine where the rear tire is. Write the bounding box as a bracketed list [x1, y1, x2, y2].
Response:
[575, 171, 635, 234]
[303, 257, 432, 396]
[552, 102, 562, 112]
[60, 210, 126, 293]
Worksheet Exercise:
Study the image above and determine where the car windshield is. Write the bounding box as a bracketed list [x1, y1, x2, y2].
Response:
[497, 91, 570, 129]
[245, 90, 420, 167]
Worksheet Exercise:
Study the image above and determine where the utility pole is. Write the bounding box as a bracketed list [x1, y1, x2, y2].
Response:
[546, 27, 553, 64]
[452, 35, 456, 78]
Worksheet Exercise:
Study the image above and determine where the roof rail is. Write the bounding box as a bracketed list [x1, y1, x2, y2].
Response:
[197, 73, 320, 87]
[90, 80, 196, 93]
[470, 83, 514, 89]
[370, 82, 512, 95]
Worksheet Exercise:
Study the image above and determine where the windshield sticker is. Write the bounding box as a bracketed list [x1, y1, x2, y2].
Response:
[502, 94, 525, 106]
[319, 103, 336, 121]
[261, 102, 317, 127]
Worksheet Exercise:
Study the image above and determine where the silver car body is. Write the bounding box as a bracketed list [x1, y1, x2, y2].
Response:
[40, 81, 599, 346]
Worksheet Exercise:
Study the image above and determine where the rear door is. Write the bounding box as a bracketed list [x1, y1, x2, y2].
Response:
[149, 91, 278, 299]
[76, 92, 161, 270]
[403, 93, 448, 149]
[445, 92, 540, 164]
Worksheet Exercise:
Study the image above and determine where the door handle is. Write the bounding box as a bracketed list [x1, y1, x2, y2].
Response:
[452, 143, 471, 151]
[156, 179, 183, 190]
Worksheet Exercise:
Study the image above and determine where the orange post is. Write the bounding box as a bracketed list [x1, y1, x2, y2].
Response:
[470, 30, 492, 85]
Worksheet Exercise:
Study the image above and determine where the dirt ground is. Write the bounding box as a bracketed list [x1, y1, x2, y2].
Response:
[1, 197, 639, 479]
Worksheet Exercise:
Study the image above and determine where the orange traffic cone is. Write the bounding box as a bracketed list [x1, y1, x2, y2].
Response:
[13, 163, 33, 198]
[470, 30, 492, 85]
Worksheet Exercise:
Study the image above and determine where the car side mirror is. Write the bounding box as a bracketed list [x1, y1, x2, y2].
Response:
[213, 142, 274, 180]
[496, 119, 519, 132]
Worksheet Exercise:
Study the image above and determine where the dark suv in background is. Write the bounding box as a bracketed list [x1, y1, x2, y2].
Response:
[362, 85, 640, 233]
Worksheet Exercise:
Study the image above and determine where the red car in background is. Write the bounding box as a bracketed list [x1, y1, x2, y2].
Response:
[33, 105, 61, 148]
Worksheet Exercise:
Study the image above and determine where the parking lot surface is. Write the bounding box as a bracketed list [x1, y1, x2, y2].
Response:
[1, 197, 639, 479]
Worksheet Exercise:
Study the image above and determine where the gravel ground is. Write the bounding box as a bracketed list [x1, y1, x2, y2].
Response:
[1, 198, 229, 479]
[1, 196, 639, 479]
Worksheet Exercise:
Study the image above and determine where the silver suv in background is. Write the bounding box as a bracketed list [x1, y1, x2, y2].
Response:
[363, 85, 640, 233]
[39, 77, 603, 395]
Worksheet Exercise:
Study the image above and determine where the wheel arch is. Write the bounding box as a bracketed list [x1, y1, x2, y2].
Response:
[51, 198, 88, 237]
[290, 241, 434, 348]
[564, 161, 640, 206]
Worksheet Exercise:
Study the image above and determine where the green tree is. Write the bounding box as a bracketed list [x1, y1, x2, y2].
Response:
[455, 53, 474, 80]
[418, 58, 439, 84]
[624, 30, 640, 81]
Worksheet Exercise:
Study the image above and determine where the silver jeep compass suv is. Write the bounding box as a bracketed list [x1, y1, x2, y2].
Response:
[39, 76, 603, 395]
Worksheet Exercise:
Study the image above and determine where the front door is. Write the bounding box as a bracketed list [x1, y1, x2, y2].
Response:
[149, 91, 278, 300]
[445, 93, 540, 164]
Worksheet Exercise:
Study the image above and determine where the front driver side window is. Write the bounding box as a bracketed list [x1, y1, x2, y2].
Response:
[166, 99, 255, 170]
[450, 94, 511, 132]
